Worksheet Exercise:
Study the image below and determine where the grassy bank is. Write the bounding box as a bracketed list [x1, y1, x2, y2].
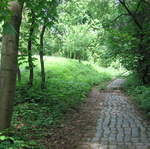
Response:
[123, 74, 150, 118]
[0, 57, 121, 148]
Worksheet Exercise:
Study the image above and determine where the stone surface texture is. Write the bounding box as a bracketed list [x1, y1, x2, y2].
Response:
[81, 79, 150, 149]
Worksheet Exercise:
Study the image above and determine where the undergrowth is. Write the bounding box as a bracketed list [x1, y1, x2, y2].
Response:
[1, 57, 121, 148]
[123, 73, 150, 117]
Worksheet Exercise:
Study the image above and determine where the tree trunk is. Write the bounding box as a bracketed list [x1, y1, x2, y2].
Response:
[0, 1, 23, 130]
[39, 25, 46, 89]
[17, 66, 21, 82]
[28, 11, 35, 87]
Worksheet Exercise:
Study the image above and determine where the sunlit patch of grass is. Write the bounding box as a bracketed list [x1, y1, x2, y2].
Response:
[15, 56, 122, 126]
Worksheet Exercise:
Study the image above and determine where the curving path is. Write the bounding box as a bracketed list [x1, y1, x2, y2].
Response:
[81, 79, 150, 149]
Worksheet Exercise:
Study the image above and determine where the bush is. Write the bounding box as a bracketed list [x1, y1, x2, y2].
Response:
[123, 74, 150, 116]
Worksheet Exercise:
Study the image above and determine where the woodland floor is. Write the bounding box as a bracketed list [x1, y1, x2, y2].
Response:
[41, 79, 150, 149]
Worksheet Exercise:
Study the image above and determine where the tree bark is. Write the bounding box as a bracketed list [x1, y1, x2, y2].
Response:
[28, 11, 35, 87]
[0, 1, 23, 130]
[39, 25, 46, 89]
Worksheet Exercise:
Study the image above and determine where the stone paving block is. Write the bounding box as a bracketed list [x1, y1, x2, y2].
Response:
[117, 129, 124, 136]
[110, 123, 116, 128]
[126, 145, 136, 149]
[96, 128, 103, 136]
[122, 124, 130, 128]
[140, 138, 149, 143]
[111, 130, 118, 134]
[130, 123, 137, 128]
[124, 128, 131, 135]
[117, 144, 129, 149]
[100, 136, 109, 142]
[124, 135, 131, 142]
[109, 135, 117, 144]
[136, 145, 149, 149]
[131, 138, 140, 143]
[124, 142, 132, 145]
[135, 143, 145, 146]
[132, 128, 139, 137]
[117, 134, 124, 142]
[111, 128, 118, 131]
[109, 145, 117, 149]
[104, 129, 110, 136]
[140, 128, 147, 135]
[98, 145, 108, 149]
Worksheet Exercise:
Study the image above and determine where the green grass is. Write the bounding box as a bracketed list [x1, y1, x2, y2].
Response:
[1, 56, 122, 148]
[123, 74, 150, 117]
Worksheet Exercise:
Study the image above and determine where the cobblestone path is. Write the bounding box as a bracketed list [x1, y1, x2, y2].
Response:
[81, 79, 150, 149]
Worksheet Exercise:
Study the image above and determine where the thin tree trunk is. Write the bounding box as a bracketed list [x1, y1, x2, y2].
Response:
[39, 25, 46, 89]
[0, 1, 23, 130]
[28, 11, 35, 87]
[17, 66, 21, 82]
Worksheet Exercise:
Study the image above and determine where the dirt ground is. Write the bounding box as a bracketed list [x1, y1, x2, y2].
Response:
[41, 87, 103, 149]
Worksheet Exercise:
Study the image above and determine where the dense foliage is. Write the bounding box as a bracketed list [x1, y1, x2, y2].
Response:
[99, 0, 150, 84]
[123, 74, 150, 117]
[0, 0, 150, 148]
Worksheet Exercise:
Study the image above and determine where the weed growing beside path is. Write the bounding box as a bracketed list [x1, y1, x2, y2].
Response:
[123, 74, 150, 118]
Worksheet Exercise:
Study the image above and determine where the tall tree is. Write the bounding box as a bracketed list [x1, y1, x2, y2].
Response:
[38, 0, 58, 89]
[39, 24, 46, 89]
[27, 10, 36, 87]
[118, 0, 150, 84]
[0, 1, 23, 130]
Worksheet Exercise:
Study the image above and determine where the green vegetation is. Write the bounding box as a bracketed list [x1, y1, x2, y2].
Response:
[0, 134, 38, 149]
[0, 57, 120, 148]
[123, 74, 150, 117]
[0, 0, 150, 148]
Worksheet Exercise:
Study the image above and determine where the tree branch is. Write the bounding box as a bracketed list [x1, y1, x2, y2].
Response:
[135, 0, 142, 13]
[119, 0, 143, 30]
[112, 13, 129, 22]
[143, 0, 150, 8]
